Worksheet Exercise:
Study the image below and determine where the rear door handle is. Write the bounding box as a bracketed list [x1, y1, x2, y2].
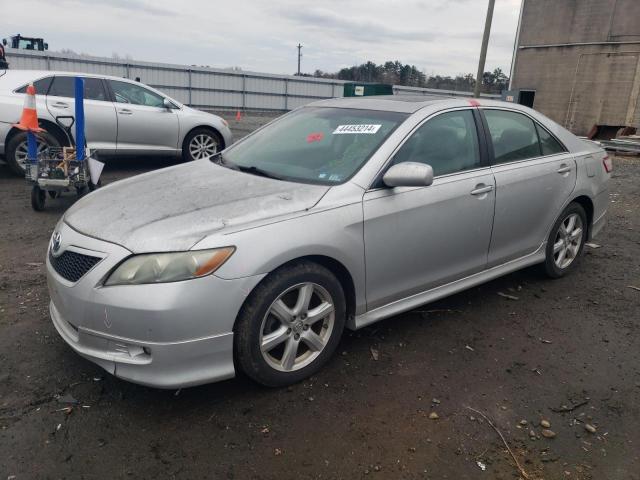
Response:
[118, 109, 132, 115]
[52, 102, 68, 109]
[557, 165, 571, 174]
[470, 185, 494, 196]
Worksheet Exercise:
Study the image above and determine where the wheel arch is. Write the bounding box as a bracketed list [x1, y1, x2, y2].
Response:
[5, 118, 70, 147]
[235, 254, 357, 331]
[181, 125, 225, 152]
[570, 195, 594, 236]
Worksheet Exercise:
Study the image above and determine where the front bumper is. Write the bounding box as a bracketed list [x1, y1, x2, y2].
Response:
[47, 221, 265, 388]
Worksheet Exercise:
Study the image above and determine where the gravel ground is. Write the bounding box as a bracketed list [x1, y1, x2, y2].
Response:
[0, 120, 639, 479]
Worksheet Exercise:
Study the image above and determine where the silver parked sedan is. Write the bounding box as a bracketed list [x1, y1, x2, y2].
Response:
[0, 70, 233, 175]
[46, 96, 611, 388]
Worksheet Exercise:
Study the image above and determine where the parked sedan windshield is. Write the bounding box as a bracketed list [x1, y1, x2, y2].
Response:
[222, 107, 408, 184]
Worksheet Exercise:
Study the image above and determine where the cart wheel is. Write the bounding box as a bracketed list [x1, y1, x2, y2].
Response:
[31, 186, 46, 211]
[88, 179, 102, 191]
[48, 190, 60, 199]
[76, 186, 88, 198]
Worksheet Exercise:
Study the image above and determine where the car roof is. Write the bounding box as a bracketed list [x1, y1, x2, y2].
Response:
[308, 95, 550, 116]
[308, 95, 460, 113]
[0, 69, 142, 92]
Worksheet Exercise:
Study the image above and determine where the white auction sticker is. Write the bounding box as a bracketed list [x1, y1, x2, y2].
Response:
[333, 124, 382, 135]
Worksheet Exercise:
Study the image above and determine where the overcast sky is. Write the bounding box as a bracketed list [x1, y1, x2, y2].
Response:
[4, 0, 522, 77]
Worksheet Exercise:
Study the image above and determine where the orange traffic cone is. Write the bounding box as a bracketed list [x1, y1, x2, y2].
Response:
[235, 110, 242, 121]
[13, 83, 45, 132]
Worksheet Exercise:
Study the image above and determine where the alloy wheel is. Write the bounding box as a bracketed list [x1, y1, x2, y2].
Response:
[189, 134, 218, 160]
[15, 140, 50, 172]
[552, 213, 584, 269]
[259, 282, 335, 372]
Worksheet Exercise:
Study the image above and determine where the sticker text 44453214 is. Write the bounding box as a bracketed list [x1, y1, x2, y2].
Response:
[333, 124, 382, 135]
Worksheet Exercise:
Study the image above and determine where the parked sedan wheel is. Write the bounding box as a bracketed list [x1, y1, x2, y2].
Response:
[183, 128, 222, 161]
[235, 262, 346, 387]
[544, 203, 587, 278]
[6, 131, 61, 176]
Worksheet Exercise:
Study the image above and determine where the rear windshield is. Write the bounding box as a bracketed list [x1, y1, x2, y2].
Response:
[222, 107, 408, 185]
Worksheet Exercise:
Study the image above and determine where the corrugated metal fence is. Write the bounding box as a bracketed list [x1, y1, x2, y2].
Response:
[5, 48, 497, 111]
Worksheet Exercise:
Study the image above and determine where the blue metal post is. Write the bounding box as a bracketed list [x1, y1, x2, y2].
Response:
[27, 131, 38, 163]
[74, 77, 85, 161]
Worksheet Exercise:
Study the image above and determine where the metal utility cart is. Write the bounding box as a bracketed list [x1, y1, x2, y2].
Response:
[25, 115, 99, 211]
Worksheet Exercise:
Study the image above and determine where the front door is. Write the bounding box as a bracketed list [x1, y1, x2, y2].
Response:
[107, 79, 179, 153]
[46, 76, 117, 153]
[363, 109, 495, 311]
[481, 108, 577, 266]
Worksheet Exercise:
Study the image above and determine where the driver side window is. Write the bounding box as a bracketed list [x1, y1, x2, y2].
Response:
[392, 110, 481, 177]
[109, 80, 164, 107]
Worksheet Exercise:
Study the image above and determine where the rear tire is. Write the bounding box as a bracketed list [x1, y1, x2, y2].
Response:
[544, 202, 588, 278]
[6, 130, 61, 176]
[31, 185, 46, 211]
[234, 261, 346, 387]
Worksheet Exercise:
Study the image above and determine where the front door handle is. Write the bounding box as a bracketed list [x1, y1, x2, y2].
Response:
[52, 102, 68, 109]
[118, 109, 133, 115]
[470, 185, 494, 196]
[557, 165, 571, 174]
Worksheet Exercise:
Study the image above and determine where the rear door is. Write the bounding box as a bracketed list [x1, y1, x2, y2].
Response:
[46, 76, 117, 153]
[106, 79, 179, 153]
[363, 109, 495, 310]
[481, 108, 576, 266]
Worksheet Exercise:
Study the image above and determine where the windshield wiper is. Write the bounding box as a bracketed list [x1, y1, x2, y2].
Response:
[211, 154, 283, 180]
[210, 153, 240, 171]
[236, 165, 284, 181]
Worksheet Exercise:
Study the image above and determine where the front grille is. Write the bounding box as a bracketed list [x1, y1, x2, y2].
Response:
[49, 250, 101, 282]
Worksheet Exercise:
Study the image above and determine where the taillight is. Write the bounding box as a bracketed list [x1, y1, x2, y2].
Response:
[602, 155, 613, 173]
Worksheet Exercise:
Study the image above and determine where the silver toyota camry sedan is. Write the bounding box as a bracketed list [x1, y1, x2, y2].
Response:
[46, 96, 611, 388]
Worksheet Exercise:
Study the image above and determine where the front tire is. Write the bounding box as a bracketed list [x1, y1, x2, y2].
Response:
[182, 128, 222, 162]
[6, 130, 61, 176]
[234, 261, 346, 387]
[544, 202, 588, 278]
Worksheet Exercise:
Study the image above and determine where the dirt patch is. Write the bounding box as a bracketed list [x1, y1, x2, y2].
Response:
[0, 150, 638, 479]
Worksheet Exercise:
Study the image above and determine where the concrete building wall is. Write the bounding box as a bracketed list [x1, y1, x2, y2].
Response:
[511, 0, 640, 135]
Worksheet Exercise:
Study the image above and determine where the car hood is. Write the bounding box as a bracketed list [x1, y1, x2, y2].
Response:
[64, 160, 329, 252]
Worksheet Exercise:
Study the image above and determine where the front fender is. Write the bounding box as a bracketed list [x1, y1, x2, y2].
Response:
[201, 203, 367, 315]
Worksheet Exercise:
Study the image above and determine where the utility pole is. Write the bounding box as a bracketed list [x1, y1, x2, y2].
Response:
[474, 0, 495, 98]
[297, 43, 302, 75]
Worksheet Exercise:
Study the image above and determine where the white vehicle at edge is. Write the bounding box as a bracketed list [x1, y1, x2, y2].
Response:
[0, 69, 233, 175]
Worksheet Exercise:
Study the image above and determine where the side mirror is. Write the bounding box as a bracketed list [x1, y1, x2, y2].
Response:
[383, 162, 434, 188]
[163, 98, 178, 109]
[44, 43, 49, 50]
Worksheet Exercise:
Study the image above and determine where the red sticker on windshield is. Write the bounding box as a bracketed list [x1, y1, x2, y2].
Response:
[307, 132, 324, 143]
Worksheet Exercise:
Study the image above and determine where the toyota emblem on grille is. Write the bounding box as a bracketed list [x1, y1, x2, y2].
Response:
[51, 231, 62, 254]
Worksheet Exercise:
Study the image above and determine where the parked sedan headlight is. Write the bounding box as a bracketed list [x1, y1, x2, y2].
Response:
[105, 247, 235, 286]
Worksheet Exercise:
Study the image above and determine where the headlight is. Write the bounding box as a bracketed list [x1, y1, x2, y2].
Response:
[104, 247, 235, 286]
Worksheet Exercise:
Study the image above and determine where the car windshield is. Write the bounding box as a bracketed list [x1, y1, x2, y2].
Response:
[221, 107, 408, 184]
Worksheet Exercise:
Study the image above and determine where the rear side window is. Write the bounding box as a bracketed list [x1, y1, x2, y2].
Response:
[536, 123, 566, 156]
[15, 76, 53, 94]
[49, 76, 108, 101]
[392, 109, 481, 177]
[484, 110, 542, 164]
